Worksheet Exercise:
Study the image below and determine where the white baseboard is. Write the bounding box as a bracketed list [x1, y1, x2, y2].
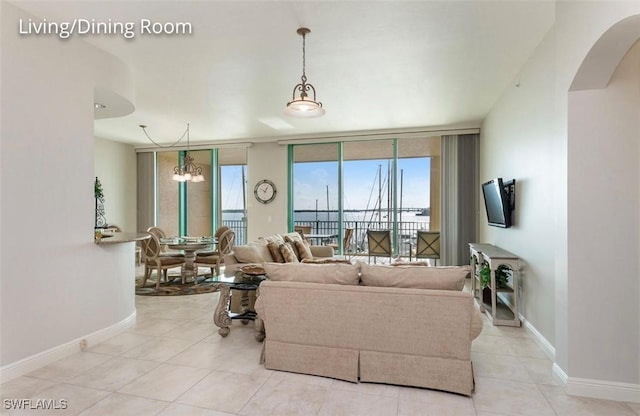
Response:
[552, 362, 568, 385]
[567, 377, 640, 404]
[519, 314, 556, 362]
[0, 309, 136, 384]
[515, 314, 640, 404]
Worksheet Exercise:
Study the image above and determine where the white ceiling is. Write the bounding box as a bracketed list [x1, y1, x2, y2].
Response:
[13, 1, 555, 146]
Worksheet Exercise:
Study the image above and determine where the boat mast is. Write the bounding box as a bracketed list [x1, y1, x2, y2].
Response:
[399, 168, 403, 225]
[241, 165, 247, 218]
[326, 185, 330, 221]
[377, 164, 382, 225]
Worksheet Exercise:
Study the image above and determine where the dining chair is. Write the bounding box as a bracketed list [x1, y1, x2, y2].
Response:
[195, 229, 236, 277]
[196, 226, 231, 257]
[294, 225, 312, 243]
[414, 231, 441, 266]
[327, 227, 354, 257]
[140, 233, 186, 290]
[146, 226, 183, 258]
[367, 229, 392, 264]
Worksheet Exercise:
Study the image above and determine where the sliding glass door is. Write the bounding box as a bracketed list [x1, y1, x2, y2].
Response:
[219, 148, 248, 244]
[290, 137, 440, 257]
[291, 143, 339, 245]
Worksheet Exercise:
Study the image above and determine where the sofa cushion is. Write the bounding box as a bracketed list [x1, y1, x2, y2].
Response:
[391, 260, 430, 267]
[267, 241, 285, 263]
[280, 242, 300, 263]
[233, 245, 267, 263]
[360, 263, 468, 291]
[252, 241, 274, 262]
[309, 245, 335, 259]
[263, 262, 361, 285]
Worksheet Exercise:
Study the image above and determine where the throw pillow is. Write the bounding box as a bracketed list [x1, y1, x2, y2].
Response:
[360, 263, 468, 291]
[263, 262, 361, 285]
[233, 245, 265, 263]
[267, 241, 285, 263]
[282, 232, 304, 244]
[301, 258, 352, 265]
[284, 235, 302, 259]
[294, 240, 314, 261]
[262, 234, 286, 245]
[279, 242, 299, 263]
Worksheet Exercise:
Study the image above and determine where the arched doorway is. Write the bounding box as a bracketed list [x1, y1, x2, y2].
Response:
[565, 14, 640, 399]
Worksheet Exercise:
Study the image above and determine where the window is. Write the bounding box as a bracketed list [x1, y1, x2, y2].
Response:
[290, 137, 440, 256]
[152, 147, 247, 242]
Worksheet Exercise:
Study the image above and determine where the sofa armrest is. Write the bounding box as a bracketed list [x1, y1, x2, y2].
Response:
[255, 295, 264, 318]
[470, 302, 484, 340]
[224, 252, 239, 266]
[310, 245, 334, 258]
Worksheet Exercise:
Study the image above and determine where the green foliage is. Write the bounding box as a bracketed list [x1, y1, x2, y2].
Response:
[480, 263, 510, 289]
[94, 177, 104, 199]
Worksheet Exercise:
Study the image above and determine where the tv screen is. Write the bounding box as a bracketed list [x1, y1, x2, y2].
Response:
[482, 178, 514, 228]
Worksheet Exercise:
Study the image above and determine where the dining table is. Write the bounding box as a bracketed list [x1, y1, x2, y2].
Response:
[160, 236, 216, 284]
[305, 233, 338, 245]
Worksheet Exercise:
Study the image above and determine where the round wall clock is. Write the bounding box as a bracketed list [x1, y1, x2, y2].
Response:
[254, 179, 277, 204]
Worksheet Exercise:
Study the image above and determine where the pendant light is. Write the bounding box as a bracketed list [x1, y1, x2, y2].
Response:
[284, 27, 325, 118]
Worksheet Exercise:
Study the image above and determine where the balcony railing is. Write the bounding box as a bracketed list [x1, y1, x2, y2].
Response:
[293, 220, 430, 256]
[221, 219, 248, 245]
[223, 217, 431, 256]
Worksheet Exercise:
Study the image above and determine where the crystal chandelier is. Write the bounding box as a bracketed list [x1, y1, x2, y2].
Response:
[284, 28, 325, 118]
[139, 123, 205, 182]
[172, 124, 204, 182]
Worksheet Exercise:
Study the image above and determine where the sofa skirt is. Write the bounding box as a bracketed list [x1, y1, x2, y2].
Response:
[264, 341, 475, 396]
[360, 350, 475, 396]
[264, 340, 359, 382]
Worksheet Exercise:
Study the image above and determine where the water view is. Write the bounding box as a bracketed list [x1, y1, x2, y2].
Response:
[223, 209, 430, 254]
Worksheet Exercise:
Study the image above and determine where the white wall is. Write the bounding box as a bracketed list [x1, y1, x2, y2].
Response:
[94, 137, 137, 232]
[246, 142, 289, 241]
[0, 2, 136, 378]
[481, 0, 640, 399]
[559, 1, 640, 394]
[567, 40, 640, 384]
[480, 28, 558, 347]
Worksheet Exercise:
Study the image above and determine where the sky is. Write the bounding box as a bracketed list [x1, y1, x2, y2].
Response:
[294, 158, 431, 211]
[220, 165, 246, 210]
[215, 158, 431, 211]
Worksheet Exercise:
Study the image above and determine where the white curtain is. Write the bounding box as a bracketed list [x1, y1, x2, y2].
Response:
[441, 134, 479, 265]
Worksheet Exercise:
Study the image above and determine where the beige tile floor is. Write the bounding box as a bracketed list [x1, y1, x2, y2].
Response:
[2, 280, 640, 415]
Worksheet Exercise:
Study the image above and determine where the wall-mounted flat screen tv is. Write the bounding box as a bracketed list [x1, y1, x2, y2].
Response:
[481, 178, 515, 228]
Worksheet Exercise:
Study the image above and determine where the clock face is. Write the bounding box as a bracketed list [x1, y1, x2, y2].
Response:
[254, 179, 276, 204]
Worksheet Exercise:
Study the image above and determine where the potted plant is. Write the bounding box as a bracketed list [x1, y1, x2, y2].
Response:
[479, 263, 510, 303]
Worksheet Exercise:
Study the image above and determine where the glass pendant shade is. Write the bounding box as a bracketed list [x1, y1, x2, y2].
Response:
[284, 98, 325, 118]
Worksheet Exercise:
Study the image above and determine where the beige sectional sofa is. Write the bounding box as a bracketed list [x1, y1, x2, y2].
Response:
[255, 262, 483, 396]
[223, 232, 334, 276]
